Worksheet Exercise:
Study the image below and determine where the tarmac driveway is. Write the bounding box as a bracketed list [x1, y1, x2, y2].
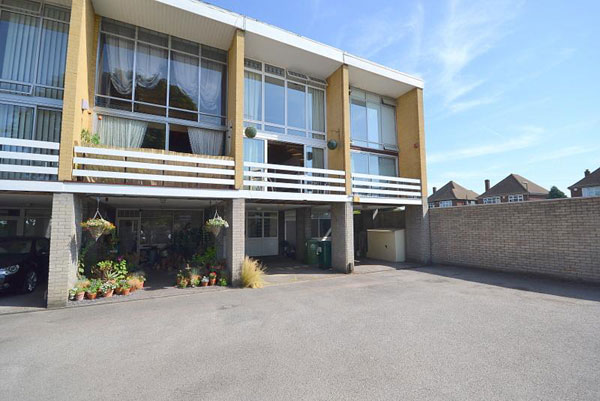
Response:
[1, 265, 599, 400]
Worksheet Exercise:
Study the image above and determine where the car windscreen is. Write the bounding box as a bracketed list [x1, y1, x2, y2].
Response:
[0, 240, 32, 255]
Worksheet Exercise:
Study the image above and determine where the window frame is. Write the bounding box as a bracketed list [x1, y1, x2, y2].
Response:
[94, 18, 228, 135]
[243, 58, 327, 146]
[582, 186, 600, 197]
[439, 200, 453, 208]
[350, 149, 398, 177]
[508, 194, 524, 203]
[0, 1, 70, 103]
[349, 87, 398, 151]
[483, 196, 501, 204]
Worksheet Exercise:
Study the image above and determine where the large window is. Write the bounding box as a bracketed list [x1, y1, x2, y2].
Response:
[350, 88, 397, 150]
[582, 186, 600, 197]
[351, 151, 397, 177]
[0, 1, 70, 100]
[95, 18, 227, 155]
[508, 194, 524, 202]
[483, 197, 500, 204]
[244, 58, 326, 140]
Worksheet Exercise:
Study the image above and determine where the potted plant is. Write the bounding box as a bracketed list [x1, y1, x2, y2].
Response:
[81, 217, 115, 241]
[131, 271, 146, 289]
[127, 276, 140, 292]
[189, 267, 202, 287]
[85, 280, 101, 300]
[217, 277, 228, 287]
[208, 271, 217, 286]
[200, 276, 209, 287]
[176, 271, 189, 288]
[75, 287, 86, 301]
[205, 216, 229, 237]
[100, 281, 117, 298]
[118, 280, 132, 296]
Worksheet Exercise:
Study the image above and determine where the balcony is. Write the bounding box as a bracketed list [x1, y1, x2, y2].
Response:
[351, 173, 422, 205]
[243, 161, 347, 202]
[72, 145, 235, 190]
[0, 138, 60, 181]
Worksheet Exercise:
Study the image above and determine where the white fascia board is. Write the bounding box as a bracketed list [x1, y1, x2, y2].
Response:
[344, 54, 424, 89]
[155, 0, 244, 29]
[153, 0, 422, 88]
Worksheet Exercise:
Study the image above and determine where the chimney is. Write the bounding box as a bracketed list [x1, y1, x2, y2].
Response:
[484, 179, 490, 192]
[433, 187, 437, 194]
[585, 169, 590, 177]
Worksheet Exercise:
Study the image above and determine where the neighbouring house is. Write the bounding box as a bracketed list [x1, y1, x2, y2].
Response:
[568, 168, 600, 198]
[0, 0, 429, 308]
[477, 174, 549, 204]
[428, 181, 478, 208]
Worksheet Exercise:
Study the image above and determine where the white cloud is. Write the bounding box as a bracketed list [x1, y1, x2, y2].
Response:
[428, 125, 542, 164]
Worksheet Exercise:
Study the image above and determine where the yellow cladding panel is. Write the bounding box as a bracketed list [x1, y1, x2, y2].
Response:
[58, 0, 98, 181]
[227, 30, 245, 189]
[326, 65, 352, 195]
[396, 88, 427, 199]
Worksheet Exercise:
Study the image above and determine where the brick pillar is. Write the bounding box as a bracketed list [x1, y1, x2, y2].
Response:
[331, 202, 354, 273]
[47, 193, 83, 308]
[295, 207, 311, 263]
[224, 198, 245, 286]
[405, 204, 431, 264]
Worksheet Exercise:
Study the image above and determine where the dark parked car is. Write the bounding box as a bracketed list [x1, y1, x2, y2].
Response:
[0, 237, 49, 294]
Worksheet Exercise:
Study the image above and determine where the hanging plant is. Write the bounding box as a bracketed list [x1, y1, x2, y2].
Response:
[205, 216, 229, 237]
[81, 198, 115, 241]
[81, 218, 115, 241]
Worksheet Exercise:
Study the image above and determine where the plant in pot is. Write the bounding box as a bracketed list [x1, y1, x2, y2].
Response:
[208, 271, 217, 286]
[205, 215, 229, 237]
[85, 279, 101, 300]
[74, 286, 86, 301]
[127, 276, 140, 293]
[200, 276, 209, 287]
[189, 267, 202, 287]
[118, 280, 132, 296]
[100, 281, 117, 298]
[217, 277, 228, 287]
[131, 271, 146, 290]
[176, 271, 189, 288]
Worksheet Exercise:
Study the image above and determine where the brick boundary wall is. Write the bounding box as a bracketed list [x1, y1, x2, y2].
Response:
[429, 197, 600, 282]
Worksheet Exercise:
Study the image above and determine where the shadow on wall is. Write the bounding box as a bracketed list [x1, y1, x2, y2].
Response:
[413, 264, 600, 302]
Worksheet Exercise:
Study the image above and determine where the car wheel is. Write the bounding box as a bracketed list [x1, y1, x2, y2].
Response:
[22, 271, 38, 293]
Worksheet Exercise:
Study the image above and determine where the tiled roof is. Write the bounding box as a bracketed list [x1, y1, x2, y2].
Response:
[568, 167, 600, 189]
[428, 181, 479, 202]
[477, 174, 548, 198]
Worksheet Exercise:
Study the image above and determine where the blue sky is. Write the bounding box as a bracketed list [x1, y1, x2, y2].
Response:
[209, 0, 599, 195]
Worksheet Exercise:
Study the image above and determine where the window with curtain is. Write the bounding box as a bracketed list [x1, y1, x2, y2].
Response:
[95, 18, 227, 128]
[350, 88, 397, 150]
[0, 1, 70, 100]
[243, 58, 326, 140]
[0, 102, 61, 180]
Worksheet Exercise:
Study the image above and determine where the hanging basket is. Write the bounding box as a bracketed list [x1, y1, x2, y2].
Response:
[81, 218, 115, 242]
[205, 214, 229, 238]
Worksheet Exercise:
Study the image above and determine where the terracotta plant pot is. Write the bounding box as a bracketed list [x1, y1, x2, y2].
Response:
[201, 281, 208, 287]
[115, 287, 123, 295]
[137, 281, 144, 290]
[85, 291, 97, 300]
[121, 288, 131, 296]
[103, 289, 114, 298]
[209, 278, 216, 286]
[75, 292, 85, 301]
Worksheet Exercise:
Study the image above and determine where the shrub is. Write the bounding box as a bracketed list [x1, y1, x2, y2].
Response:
[241, 257, 265, 289]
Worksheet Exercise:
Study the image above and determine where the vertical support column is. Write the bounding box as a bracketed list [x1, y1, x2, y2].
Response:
[405, 205, 431, 264]
[47, 193, 83, 308]
[331, 202, 354, 273]
[326, 65, 352, 194]
[59, 0, 98, 181]
[397, 88, 430, 263]
[224, 198, 245, 286]
[227, 29, 245, 189]
[295, 207, 312, 263]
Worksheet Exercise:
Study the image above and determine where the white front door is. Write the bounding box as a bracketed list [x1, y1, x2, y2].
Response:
[246, 211, 278, 257]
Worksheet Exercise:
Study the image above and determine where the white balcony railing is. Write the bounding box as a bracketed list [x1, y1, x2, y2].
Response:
[73, 145, 235, 189]
[352, 173, 422, 204]
[0, 137, 59, 178]
[243, 161, 346, 199]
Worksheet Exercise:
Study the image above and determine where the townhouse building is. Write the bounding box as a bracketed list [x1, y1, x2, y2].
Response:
[0, 0, 429, 307]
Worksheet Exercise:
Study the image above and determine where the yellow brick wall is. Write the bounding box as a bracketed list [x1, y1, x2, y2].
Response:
[326, 65, 352, 195]
[58, 0, 98, 181]
[396, 88, 427, 199]
[227, 30, 245, 189]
